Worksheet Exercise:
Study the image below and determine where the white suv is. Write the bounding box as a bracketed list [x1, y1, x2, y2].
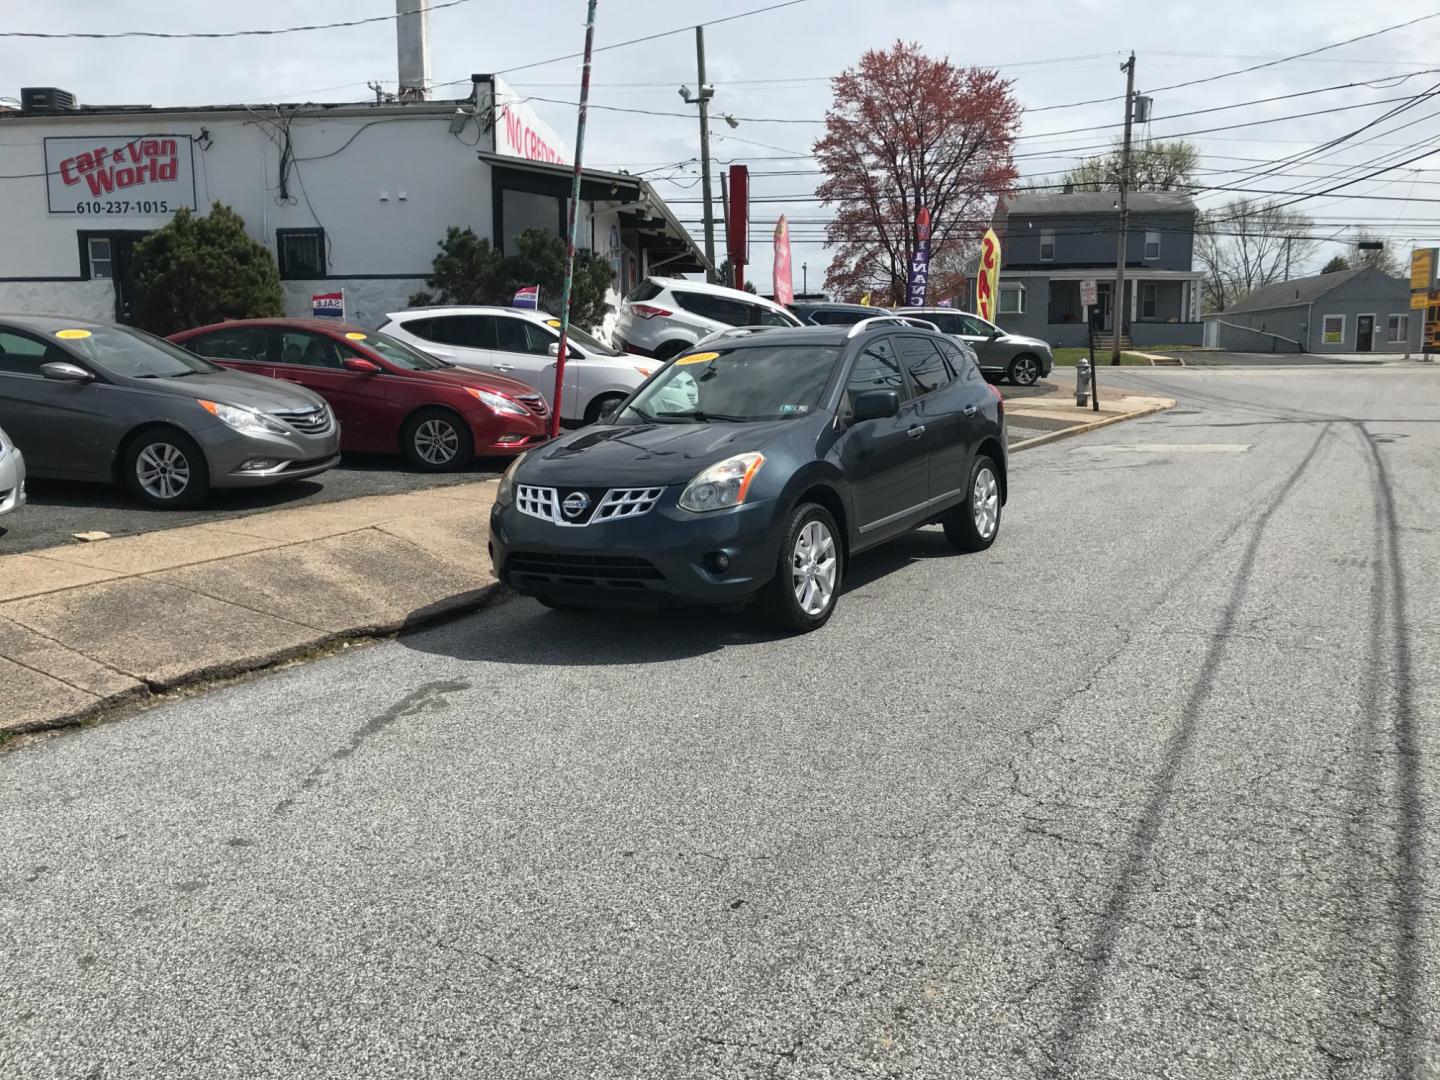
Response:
[379, 307, 655, 425]
[613, 277, 802, 361]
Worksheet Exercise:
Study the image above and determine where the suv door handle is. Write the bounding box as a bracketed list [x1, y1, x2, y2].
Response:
[964, 405, 978, 417]
[907, 424, 926, 438]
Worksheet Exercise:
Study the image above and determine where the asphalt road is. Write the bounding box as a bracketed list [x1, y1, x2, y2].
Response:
[3, 454, 504, 554]
[3, 364, 1438, 1079]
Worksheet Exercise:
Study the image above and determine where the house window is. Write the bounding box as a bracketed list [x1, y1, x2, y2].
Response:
[276, 228, 327, 280]
[1387, 314, 1409, 342]
[87, 237, 113, 279]
[1039, 229, 1055, 261]
[1144, 231, 1161, 260]
[998, 282, 1026, 315]
[1322, 314, 1345, 345]
[1141, 282, 1157, 319]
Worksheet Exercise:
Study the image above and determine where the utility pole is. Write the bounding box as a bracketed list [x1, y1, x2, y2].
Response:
[1111, 51, 1136, 366]
[695, 26, 717, 282]
[1284, 236, 1292, 281]
[802, 262, 808, 295]
[548, 0, 598, 439]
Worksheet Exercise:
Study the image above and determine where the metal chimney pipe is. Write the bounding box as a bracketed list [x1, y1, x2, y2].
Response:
[396, 0, 431, 101]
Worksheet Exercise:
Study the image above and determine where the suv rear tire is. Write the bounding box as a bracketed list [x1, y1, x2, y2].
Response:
[1007, 354, 1041, 386]
[652, 341, 688, 362]
[758, 502, 842, 633]
[944, 455, 1002, 552]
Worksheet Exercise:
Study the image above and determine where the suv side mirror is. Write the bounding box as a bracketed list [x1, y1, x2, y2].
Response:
[40, 361, 94, 383]
[343, 358, 381, 374]
[851, 389, 900, 423]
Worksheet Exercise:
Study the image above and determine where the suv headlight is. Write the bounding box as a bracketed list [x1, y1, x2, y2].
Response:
[496, 451, 528, 506]
[678, 452, 765, 513]
[197, 399, 288, 435]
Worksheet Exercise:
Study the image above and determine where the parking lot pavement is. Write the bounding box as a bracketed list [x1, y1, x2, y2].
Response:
[3, 454, 506, 555]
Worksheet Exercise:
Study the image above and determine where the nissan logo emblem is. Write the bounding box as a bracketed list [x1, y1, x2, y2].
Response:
[561, 492, 591, 519]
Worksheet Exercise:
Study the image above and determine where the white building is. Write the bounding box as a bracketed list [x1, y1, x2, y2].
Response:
[0, 75, 708, 328]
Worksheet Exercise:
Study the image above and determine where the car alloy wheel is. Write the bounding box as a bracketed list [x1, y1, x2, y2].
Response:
[790, 519, 838, 616]
[1011, 355, 1039, 385]
[414, 418, 460, 465]
[136, 442, 191, 501]
[972, 465, 1000, 540]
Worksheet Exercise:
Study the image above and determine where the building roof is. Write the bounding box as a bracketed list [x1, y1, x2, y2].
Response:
[1004, 191, 1197, 216]
[1220, 267, 1380, 314]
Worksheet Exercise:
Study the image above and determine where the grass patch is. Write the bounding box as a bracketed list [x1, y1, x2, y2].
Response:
[1051, 348, 1152, 366]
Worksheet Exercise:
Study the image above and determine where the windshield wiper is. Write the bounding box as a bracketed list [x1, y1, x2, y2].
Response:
[653, 410, 747, 423]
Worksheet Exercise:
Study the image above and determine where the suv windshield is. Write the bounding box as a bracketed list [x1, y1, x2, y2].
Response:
[620, 343, 840, 424]
[61, 325, 222, 379]
[361, 331, 448, 370]
[535, 319, 623, 357]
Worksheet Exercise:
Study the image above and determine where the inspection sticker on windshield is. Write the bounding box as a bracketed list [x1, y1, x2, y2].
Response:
[546, 319, 561, 328]
[676, 351, 719, 365]
[344, 332, 367, 341]
[55, 329, 92, 340]
[779, 404, 808, 415]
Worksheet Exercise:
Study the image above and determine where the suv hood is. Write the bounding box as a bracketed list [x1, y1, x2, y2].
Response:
[125, 368, 327, 413]
[1001, 332, 1051, 351]
[521, 418, 797, 486]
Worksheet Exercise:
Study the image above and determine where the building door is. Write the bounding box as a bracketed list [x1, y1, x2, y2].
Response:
[80, 231, 148, 324]
[1095, 281, 1113, 331]
[1356, 315, 1374, 352]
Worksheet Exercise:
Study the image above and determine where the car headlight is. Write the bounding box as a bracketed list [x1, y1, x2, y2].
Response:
[0, 429, 10, 462]
[678, 452, 765, 513]
[466, 387, 530, 417]
[197, 399, 288, 435]
[496, 451, 529, 506]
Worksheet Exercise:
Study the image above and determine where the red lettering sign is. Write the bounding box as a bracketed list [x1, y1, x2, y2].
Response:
[58, 138, 180, 196]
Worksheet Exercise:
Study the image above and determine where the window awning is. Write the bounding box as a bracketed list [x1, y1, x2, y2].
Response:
[478, 151, 712, 276]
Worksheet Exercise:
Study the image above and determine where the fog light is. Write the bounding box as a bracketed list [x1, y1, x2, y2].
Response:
[239, 458, 281, 471]
[706, 551, 731, 574]
[497, 433, 525, 444]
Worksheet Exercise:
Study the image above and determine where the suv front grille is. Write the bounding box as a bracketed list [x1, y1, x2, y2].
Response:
[516, 485, 663, 527]
[272, 406, 333, 436]
[506, 552, 664, 591]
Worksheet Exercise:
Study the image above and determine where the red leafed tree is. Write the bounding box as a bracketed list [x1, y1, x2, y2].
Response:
[814, 41, 1020, 305]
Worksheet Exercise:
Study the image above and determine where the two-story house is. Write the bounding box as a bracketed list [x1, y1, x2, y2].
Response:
[980, 191, 1206, 348]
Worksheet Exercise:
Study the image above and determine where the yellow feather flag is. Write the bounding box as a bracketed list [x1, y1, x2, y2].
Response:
[859, 293, 871, 306]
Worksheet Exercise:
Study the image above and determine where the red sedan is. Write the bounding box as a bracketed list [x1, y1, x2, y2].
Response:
[170, 319, 548, 471]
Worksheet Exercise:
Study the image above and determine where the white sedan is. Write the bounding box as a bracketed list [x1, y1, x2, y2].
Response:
[378, 306, 652, 425]
[0, 424, 26, 530]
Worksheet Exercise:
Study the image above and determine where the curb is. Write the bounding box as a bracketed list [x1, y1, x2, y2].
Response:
[1009, 401, 1173, 453]
[1, 582, 508, 744]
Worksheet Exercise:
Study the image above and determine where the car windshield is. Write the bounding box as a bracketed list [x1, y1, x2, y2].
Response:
[59, 325, 222, 379]
[619, 343, 841, 424]
[361, 330, 448, 370]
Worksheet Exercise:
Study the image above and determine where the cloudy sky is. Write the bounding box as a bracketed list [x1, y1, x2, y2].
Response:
[4, 0, 1439, 292]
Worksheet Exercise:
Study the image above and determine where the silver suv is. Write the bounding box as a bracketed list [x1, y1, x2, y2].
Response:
[614, 277, 802, 361]
[897, 308, 1053, 386]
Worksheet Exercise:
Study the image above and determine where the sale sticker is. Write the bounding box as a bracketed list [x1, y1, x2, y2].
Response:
[55, 328, 92, 339]
[676, 351, 719, 365]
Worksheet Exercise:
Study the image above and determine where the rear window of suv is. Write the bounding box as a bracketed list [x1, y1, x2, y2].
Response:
[626, 280, 663, 303]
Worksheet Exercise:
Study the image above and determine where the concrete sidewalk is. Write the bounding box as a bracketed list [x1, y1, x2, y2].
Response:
[0, 482, 499, 736]
[1004, 379, 1174, 448]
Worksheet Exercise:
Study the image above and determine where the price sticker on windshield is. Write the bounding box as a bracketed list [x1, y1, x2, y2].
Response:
[546, 319, 562, 328]
[55, 328, 92, 340]
[344, 332, 367, 341]
[676, 351, 720, 365]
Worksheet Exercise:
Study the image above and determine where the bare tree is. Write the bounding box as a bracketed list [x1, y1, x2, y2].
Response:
[1352, 231, 1402, 276]
[1061, 139, 1198, 192]
[1197, 198, 1317, 312]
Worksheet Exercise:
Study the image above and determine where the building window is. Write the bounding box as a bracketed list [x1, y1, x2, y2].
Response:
[1039, 229, 1055, 261]
[276, 228, 327, 280]
[87, 237, 113, 279]
[1144, 231, 1161, 260]
[1141, 282, 1157, 319]
[1387, 314, 1409, 342]
[998, 282, 1026, 315]
[1322, 314, 1345, 345]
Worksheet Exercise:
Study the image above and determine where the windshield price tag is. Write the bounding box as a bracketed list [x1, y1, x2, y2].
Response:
[55, 329, 92, 339]
[676, 351, 720, 365]
[344, 332, 367, 341]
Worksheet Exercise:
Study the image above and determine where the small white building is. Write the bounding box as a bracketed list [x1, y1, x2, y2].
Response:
[0, 75, 708, 328]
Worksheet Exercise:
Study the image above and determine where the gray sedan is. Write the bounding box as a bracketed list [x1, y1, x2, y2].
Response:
[0, 315, 340, 508]
[0, 423, 24, 529]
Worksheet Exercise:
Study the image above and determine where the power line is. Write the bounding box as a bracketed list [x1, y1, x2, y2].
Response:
[0, 0, 478, 39]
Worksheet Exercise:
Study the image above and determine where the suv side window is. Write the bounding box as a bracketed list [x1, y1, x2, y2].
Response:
[494, 316, 551, 355]
[958, 314, 997, 337]
[935, 339, 979, 382]
[753, 305, 797, 327]
[627, 279, 663, 303]
[898, 336, 954, 395]
[188, 326, 270, 363]
[0, 328, 58, 375]
[927, 312, 968, 335]
[673, 291, 751, 327]
[421, 315, 496, 349]
[843, 337, 906, 420]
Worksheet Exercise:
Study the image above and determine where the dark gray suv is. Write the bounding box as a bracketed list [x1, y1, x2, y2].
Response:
[0, 315, 341, 508]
